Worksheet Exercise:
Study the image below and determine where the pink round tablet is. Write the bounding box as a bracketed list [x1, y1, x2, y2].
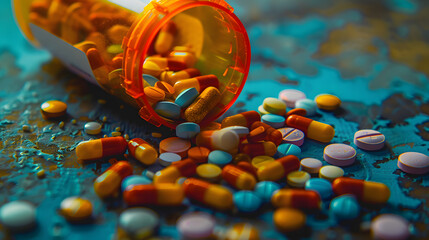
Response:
[300, 158, 323, 174]
[278, 127, 305, 146]
[278, 89, 306, 108]
[397, 152, 429, 175]
[354, 129, 385, 151]
[177, 212, 215, 239]
[323, 144, 356, 167]
[371, 214, 410, 240]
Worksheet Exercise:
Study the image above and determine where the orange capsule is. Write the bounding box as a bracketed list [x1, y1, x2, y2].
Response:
[247, 126, 267, 143]
[154, 21, 177, 54]
[87, 48, 109, 85]
[145, 57, 187, 72]
[183, 178, 233, 210]
[271, 189, 321, 210]
[173, 75, 219, 97]
[155, 81, 175, 97]
[123, 183, 184, 206]
[286, 108, 307, 118]
[222, 165, 257, 190]
[250, 121, 283, 146]
[240, 141, 277, 158]
[128, 138, 158, 165]
[76, 136, 128, 162]
[168, 50, 197, 67]
[236, 161, 258, 178]
[94, 161, 133, 198]
[286, 115, 335, 143]
[221, 111, 261, 128]
[332, 177, 390, 204]
[153, 159, 196, 184]
[160, 68, 201, 86]
[257, 155, 300, 181]
[111, 54, 123, 69]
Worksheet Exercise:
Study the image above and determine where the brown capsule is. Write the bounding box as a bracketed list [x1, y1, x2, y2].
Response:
[184, 87, 221, 123]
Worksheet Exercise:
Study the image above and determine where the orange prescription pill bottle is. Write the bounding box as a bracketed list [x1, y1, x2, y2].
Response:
[13, 0, 251, 128]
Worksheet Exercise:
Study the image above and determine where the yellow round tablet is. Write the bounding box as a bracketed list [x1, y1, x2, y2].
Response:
[40, 100, 67, 118]
[251, 156, 275, 169]
[274, 208, 306, 232]
[263, 97, 287, 116]
[196, 163, 222, 181]
[287, 171, 311, 188]
[319, 165, 344, 182]
[60, 197, 93, 222]
[315, 94, 341, 111]
[225, 223, 260, 240]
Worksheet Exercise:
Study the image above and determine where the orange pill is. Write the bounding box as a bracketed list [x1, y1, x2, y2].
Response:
[240, 141, 277, 157]
[183, 178, 233, 210]
[247, 126, 267, 143]
[111, 54, 123, 69]
[236, 161, 258, 178]
[257, 155, 300, 182]
[123, 183, 184, 206]
[76, 136, 128, 162]
[60, 197, 93, 222]
[144, 86, 165, 105]
[188, 146, 211, 164]
[159, 137, 191, 158]
[160, 68, 200, 86]
[40, 100, 67, 118]
[155, 81, 175, 97]
[153, 159, 196, 184]
[94, 161, 133, 198]
[222, 165, 257, 190]
[250, 121, 283, 146]
[286, 108, 307, 118]
[221, 111, 261, 128]
[271, 189, 321, 210]
[87, 48, 109, 85]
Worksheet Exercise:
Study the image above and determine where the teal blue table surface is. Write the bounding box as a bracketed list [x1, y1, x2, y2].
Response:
[1, 0, 428, 239]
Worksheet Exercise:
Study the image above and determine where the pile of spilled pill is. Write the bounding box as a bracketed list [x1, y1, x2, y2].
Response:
[2, 89, 428, 240]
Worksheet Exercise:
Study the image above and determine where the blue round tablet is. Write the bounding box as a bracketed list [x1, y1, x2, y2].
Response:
[176, 122, 200, 139]
[208, 150, 232, 167]
[143, 74, 159, 86]
[277, 143, 301, 157]
[261, 114, 285, 129]
[154, 101, 181, 119]
[305, 178, 333, 200]
[295, 99, 317, 116]
[233, 191, 262, 212]
[122, 175, 152, 192]
[175, 88, 199, 108]
[254, 181, 281, 203]
[330, 195, 360, 220]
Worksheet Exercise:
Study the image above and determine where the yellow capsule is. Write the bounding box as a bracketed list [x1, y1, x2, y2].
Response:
[40, 100, 67, 118]
[127, 138, 158, 165]
[60, 197, 93, 222]
[94, 161, 133, 198]
[257, 155, 300, 182]
[154, 22, 176, 54]
[153, 159, 196, 184]
[286, 115, 335, 143]
[183, 178, 233, 210]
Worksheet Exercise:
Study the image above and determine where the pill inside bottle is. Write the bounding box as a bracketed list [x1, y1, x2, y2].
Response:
[14, 0, 251, 128]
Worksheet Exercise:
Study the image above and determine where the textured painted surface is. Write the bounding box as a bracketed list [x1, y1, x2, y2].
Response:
[1, 0, 429, 239]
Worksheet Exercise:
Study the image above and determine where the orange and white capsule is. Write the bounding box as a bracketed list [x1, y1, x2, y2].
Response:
[153, 159, 197, 184]
[221, 165, 257, 190]
[123, 183, 184, 206]
[173, 75, 219, 97]
[145, 56, 187, 72]
[154, 21, 177, 54]
[257, 155, 300, 181]
[160, 68, 200, 86]
[76, 136, 128, 162]
[332, 177, 390, 204]
[240, 141, 277, 158]
[128, 138, 158, 165]
[221, 111, 261, 129]
[271, 189, 321, 210]
[94, 161, 133, 198]
[196, 129, 239, 153]
[183, 178, 233, 210]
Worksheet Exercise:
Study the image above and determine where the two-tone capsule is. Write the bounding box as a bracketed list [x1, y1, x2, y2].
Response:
[183, 178, 233, 210]
[257, 155, 300, 181]
[144, 56, 187, 72]
[173, 75, 219, 97]
[94, 161, 133, 198]
[221, 111, 261, 128]
[221, 165, 257, 190]
[123, 183, 184, 206]
[161, 68, 200, 86]
[251, 121, 283, 146]
[128, 138, 158, 165]
[76, 136, 128, 162]
[332, 177, 390, 204]
[153, 159, 196, 184]
[286, 115, 335, 143]
[240, 141, 277, 158]
[271, 189, 321, 210]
